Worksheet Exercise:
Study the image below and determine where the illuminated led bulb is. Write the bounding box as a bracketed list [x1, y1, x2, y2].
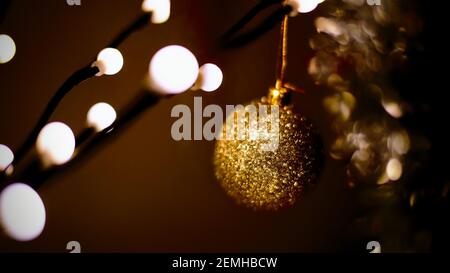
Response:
[192, 63, 223, 92]
[87, 102, 117, 132]
[0, 34, 16, 64]
[0, 183, 46, 241]
[36, 122, 76, 166]
[286, 0, 321, 16]
[93, 48, 124, 76]
[148, 45, 199, 95]
[386, 158, 402, 181]
[0, 144, 14, 172]
[142, 0, 171, 24]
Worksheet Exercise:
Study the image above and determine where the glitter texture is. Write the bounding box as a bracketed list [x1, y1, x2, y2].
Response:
[214, 97, 321, 211]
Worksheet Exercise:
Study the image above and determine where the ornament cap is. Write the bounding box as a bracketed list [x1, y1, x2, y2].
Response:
[268, 87, 291, 106]
[268, 87, 285, 105]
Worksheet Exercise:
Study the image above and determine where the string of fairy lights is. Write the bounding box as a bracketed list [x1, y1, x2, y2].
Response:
[0, 0, 225, 242]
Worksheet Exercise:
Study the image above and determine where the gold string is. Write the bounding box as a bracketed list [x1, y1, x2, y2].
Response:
[269, 2, 305, 104]
[275, 14, 289, 90]
[269, 9, 289, 105]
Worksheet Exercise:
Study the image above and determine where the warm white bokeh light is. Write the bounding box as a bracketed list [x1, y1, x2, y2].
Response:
[315, 17, 343, 37]
[193, 63, 223, 92]
[388, 131, 410, 155]
[0, 34, 16, 64]
[386, 158, 403, 181]
[382, 100, 403, 118]
[87, 102, 117, 132]
[142, 0, 171, 24]
[299, 0, 319, 13]
[149, 45, 199, 95]
[287, 0, 321, 14]
[36, 122, 76, 166]
[94, 48, 124, 76]
[0, 144, 14, 172]
[0, 183, 46, 241]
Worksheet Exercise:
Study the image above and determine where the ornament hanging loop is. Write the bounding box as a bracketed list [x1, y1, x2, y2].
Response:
[275, 14, 288, 90]
[269, 9, 291, 105]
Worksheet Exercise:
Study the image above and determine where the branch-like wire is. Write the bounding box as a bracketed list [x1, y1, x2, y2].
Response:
[10, 91, 162, 190]
[108, 13, 151, 48]
[221, 3, 292, 49]
[0, 0, 12, 24]
[222, 0, 282, 41]
[7, 12, 152, 172]
[12, 66, 99, 167]
[75, 127, 96, 147]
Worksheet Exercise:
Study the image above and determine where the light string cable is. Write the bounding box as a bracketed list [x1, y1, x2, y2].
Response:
[221, 0, 292, 49]
[12, 90, 161, 190]
[5, 5, 158, 174]
[0, 83, 166, 242]
[6, 45, 223, 190]
[221, 0, 326, 50]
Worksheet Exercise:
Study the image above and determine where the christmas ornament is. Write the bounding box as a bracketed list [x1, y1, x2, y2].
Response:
[214, 14, 322, 210]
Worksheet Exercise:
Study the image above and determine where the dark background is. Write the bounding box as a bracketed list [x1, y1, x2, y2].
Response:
[0, 0, 437, 253]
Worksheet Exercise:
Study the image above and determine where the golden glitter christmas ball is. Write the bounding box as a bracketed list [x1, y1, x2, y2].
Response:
[214, 96, 322, 211]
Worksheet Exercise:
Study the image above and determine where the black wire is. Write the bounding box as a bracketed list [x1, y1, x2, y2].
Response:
[4, 12, 152, 176]
[75, 127, 95, 147]
[222, 0, 282, 41]
[221, 2, 292, 49]
[0, 0, 12, 24]
[13, 91, 162, 190]
[73, 91, 161, 165]
[11, 65, 99, 169]
[108, 13, 151, 48]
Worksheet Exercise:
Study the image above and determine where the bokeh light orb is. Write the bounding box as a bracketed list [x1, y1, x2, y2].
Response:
[0, 144, 14, 172]
[36, 122, 76, 166]
[287, 0, 320, 15]
[382, 100, 403, 118]
[87, 102, 117, 132]
[95, 48, 124, 76]
[142, 0, 171, 24]
[0, 183, 46, 241]
[386, 158, 403, 181]
[148, 45, 199, 95]
[0, 34, 16, 64]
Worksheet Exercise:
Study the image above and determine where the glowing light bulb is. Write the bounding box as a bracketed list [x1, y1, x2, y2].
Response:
[0, 144, 14, 172]
[36, 122, 76, 166]
[287, 0, 321, 15]
[87, 102, 117, 132]
[299, 0, 319, 13]
[0, 183, 46, 241]
[315, 17, 343, 37]
[0, 34, 16, 64]
[193, 63, 223, 92]
[386, 158, 402, 181]
[148, 45, 199, 95]
[93, 48, 124, 76]
[142, 0, 171, 24]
